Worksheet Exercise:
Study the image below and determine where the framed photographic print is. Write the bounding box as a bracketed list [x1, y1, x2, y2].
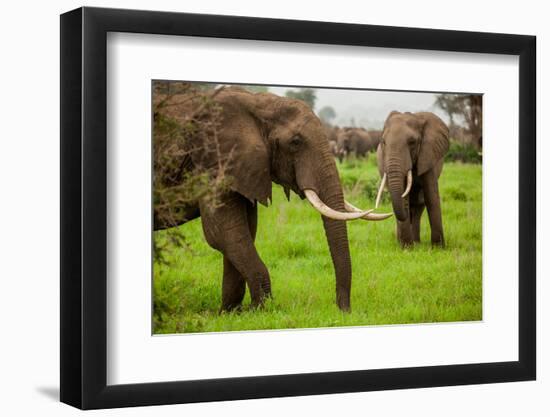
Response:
[60, 6, 536, 409]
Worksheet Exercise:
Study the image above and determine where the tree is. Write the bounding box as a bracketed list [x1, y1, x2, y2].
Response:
[434, 94, 483, 148]
[285, 88, 317, 109]
[318, 106, 337, 124]
[434, 94, 462, 127]
[462, 95, 482, 147]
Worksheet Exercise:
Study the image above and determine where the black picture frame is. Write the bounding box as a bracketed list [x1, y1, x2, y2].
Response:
[60, 6, 536, 410]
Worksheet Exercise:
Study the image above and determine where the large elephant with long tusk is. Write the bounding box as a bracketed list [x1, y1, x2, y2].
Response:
[375, 111, 449, 247]
[154, 86, 391, 312]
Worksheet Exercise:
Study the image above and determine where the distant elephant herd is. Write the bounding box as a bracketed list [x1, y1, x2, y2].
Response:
[154, 87, 450, 312]
[326, 125, 382, 162]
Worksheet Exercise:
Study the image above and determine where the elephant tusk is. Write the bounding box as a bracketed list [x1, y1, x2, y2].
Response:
[375, 173, 387, 209]
[344, 200, 369, 213]
[362, 212, 393, 221]
[304, 189, 370, 221]
[345, 200, 393, 221]
[402, 170, 413, 198]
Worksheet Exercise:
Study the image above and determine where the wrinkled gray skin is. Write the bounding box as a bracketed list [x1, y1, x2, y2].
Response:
[155, 88, 356, 311]
[377, 111, 449, 247]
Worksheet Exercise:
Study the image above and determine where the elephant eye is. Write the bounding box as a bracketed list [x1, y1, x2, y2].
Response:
[289, 135, 302, 148]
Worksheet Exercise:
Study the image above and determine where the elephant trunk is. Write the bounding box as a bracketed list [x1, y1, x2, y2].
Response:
[387, 166, 407, 222]
[317, 152, 352, 311]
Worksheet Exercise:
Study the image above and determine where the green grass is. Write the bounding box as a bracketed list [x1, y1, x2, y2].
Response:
[153, 157, 482, 334]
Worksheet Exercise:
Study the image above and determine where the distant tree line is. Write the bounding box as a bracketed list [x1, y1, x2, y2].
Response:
[434, 94, 482, 149]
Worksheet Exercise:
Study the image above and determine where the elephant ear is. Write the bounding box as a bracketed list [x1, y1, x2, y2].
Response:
[190, 88, 273, 206]
[225, 90, 305, 205]
[226, 129, 272, 206]
[416, 112, 450, 176]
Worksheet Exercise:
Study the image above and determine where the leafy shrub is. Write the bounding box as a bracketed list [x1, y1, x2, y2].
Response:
[359, 177, 387, 202]
[340, 174, 389, 204]
[446, 187, 468, 202]
[153, 81, 232, 263]
[445, 141, 482, 164]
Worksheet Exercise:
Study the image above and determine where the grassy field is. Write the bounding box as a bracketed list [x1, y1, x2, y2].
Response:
[153, 157, 482, 334]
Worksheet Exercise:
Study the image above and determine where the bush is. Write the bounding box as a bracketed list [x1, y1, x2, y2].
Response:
[339, 171, 389, 204]
[447, 187, 468, 202]
[445, 141, 482, 164]
[152, 81, 231, 263]
[357, 177, 387, 202]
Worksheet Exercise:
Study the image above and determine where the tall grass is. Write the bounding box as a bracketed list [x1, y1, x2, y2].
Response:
[153, 157, 482, 333]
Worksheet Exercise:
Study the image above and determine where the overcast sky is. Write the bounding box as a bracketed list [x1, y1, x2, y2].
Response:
[268, 86, 447, 129]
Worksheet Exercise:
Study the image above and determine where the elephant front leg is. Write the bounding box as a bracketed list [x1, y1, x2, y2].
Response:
[200, 193, 272, 310]
[221, 257, 246, 312]
[224, 240, 271, 308]
[226, 200, 271, 307]
[221, 201, 262, 311]
[410, 203, 425, 243]
[421, 171, 445, 247]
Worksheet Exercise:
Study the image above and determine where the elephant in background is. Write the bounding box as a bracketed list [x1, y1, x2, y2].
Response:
[328, 139, 339, 159]
[336, 127, 374, 161]
[375, 111, 449, 247]
[154, 87, 391, 312]
[324, 125, 341, 159]
[368, 129, 382, 150]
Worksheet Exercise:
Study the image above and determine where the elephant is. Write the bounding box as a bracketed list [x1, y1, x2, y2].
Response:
[328, 139, 339, 159]
[336, 127, 372, 161]
[375, 111, 449, 247]
[367, 129, 382, 150]
[324, 125, 340, 159]
[153, 86, 391, 312]
[325, 124, 339, 143]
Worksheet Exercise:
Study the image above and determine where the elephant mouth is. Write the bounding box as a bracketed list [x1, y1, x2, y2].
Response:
[375, 170, 413, 209]
[279, 183, 303, 201]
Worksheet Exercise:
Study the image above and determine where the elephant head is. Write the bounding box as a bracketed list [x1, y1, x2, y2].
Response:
[191, 87, 390, 310]
[335, 128, 351, 160]
[376, 111, 449, 221]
